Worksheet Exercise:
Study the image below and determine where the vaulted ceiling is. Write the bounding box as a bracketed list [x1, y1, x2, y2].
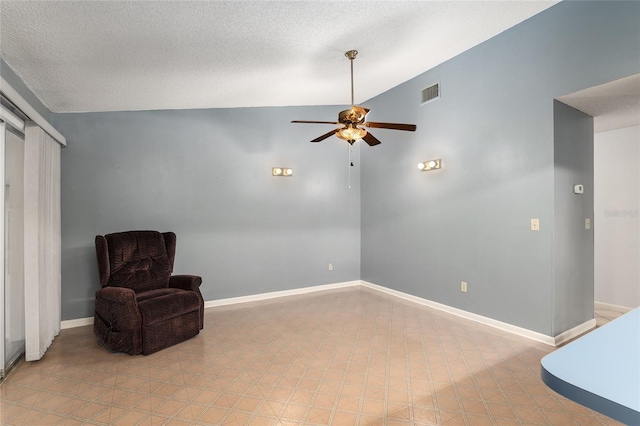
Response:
[1, 1, 557, 113]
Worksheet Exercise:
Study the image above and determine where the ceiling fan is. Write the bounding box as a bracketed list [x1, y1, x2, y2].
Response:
[291, 50, 417, 146]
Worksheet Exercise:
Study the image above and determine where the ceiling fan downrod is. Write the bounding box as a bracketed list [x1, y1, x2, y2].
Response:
[345, 50, 358, 107]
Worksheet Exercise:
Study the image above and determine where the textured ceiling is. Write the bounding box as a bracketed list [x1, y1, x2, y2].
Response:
[558, 74, 640, 133]
[0, 1, 558, 113]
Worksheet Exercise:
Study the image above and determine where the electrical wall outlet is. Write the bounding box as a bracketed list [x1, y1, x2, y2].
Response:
[328, 263, 333, 271]
[461, 281, 468, 292]
[531, 219, 540, 231]
[585, 218, 591, 230]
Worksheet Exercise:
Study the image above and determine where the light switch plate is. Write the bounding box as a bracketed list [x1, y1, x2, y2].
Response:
[585, 218, 591, 229]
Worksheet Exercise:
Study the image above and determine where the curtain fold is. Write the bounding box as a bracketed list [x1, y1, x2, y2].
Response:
[24, 123, 61, 361]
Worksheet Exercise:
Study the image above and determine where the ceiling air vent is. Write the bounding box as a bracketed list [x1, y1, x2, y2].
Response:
[421, 83, 440, 105]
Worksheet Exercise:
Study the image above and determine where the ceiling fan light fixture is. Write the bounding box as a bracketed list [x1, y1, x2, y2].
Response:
[336, 126, 367, 142]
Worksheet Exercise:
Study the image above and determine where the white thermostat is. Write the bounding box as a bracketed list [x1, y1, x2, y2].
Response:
[573, 184, 584, 194]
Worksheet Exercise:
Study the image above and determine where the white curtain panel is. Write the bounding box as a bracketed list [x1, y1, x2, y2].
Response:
[24, 123, 61, 361]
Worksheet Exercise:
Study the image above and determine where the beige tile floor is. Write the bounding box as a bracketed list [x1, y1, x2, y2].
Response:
[0, 288, 623, 425]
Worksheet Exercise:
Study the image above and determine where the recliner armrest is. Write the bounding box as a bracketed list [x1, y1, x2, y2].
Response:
[96, 286, 138, 305]
[169, 275, 204, 330]
[169, 275, 202, 292]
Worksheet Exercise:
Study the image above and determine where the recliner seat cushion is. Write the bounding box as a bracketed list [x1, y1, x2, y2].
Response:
[135, 288, 183, 303]
[138, 291, 200, 327]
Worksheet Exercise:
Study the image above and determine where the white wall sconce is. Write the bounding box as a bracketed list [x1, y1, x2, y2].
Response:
[272, 167, 293, 177]
[418, 159, 442, 172]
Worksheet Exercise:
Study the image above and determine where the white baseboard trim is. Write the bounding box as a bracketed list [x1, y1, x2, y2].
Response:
[204, 280, 361, 309]
[553, 318, 596, 346]
[59, 280, 597, 347]
[61, 317, 93, 329]
[60, 282, 361, 329]
[595, 301, 634, 314]
[359, 280, 559, 346]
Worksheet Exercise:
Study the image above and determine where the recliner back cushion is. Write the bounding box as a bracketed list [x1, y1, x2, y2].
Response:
[106, 231, 172, 293]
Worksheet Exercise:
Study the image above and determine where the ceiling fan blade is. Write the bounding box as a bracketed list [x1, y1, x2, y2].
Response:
[311, 129, 339, 143]
[292, 120, 341, 125]
[364, 122, 417, 131]
[362, 132, 381, 146]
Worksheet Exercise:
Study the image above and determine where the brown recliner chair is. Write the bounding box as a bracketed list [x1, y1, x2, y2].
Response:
[93, 231, 204, 355]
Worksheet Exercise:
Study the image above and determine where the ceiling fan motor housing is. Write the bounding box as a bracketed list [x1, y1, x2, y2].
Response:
[338, 107, 369, 125]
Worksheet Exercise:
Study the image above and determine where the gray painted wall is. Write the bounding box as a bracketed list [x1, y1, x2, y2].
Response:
[53, 107, 361, 320]
[361, 1, 640, 336]
[1, 58, 51, 122]
[553, 101, 594, 335]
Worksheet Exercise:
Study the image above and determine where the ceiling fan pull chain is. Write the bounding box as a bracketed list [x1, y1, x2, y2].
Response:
[348, 143, 352, 189]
